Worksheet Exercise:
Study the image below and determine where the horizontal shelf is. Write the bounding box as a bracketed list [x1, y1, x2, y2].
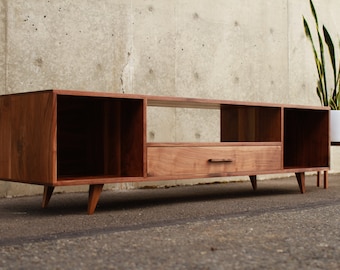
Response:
[55, 167, 329, 186]
[283, 166, 329, 171]
[52, 89, 329, 110]
[147, 142, 282, 147]
[56, 176, 147, 186]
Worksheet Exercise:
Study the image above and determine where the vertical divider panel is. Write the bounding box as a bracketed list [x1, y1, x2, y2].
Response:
[0, 95, 11, 179]
[143, 98, 147, 178]
[280, 107, 285, 169]
[51, 92, 57, 185]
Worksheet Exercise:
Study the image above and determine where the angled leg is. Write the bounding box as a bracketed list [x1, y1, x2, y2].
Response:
[249, 175, 257, 191]
[317, 171, 328, 189]
[42, 186, 55, 208]
[324, 170, 328, 189]
[88, 184, 104, 215]
[295, 172, 305, 194]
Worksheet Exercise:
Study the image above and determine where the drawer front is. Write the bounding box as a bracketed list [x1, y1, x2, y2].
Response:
[147, 146, 282, 177]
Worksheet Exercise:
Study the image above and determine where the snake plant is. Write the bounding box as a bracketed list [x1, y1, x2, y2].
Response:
[303, 0, 340, 109]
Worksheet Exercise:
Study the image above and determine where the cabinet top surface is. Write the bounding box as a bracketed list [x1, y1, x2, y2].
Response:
[0, 89, 329, 110]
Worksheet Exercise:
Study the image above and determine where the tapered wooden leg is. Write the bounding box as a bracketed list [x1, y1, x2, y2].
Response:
[324, 170, 328, 189]
[317, 171, 328, 189]
[295, 172, 305, 194]
[42, 186, 54, 208]
[317, 171, 321, 187]
[88, 184, 104, 215]
[249, 175, 257, 191]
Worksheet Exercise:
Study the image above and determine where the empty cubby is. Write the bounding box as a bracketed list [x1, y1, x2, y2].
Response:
[56, 95, 145, 179]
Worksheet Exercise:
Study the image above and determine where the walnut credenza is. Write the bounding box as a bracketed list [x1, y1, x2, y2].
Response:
[0, 90, 330, 214]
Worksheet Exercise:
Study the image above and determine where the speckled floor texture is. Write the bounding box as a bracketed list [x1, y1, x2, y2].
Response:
[1, 174, 339, 269]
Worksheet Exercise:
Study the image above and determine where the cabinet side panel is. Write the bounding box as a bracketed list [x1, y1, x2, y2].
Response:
[0, 96, 11, 179]
[10, 92, 55, 184]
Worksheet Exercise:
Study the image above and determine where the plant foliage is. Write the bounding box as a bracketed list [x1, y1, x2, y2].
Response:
[303, 0, 340, 109]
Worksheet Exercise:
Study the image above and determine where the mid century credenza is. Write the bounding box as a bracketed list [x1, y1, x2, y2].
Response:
[0, 90, 330, 214]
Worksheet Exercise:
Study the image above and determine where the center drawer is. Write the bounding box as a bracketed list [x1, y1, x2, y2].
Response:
[147, 145, 282, 177]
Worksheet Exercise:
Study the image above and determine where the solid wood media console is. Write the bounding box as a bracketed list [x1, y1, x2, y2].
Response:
[0, 90, 330, 214]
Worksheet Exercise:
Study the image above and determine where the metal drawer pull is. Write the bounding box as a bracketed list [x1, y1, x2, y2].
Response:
[208, 159, 233, 163]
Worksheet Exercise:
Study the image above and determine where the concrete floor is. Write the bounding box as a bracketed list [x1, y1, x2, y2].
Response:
[1, 174, 340, 269]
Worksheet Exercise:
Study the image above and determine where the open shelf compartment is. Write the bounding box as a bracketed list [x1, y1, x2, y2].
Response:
[220, 104, 282, 142]
[284, 108, 329, 168]
[56, 94, 145, 179]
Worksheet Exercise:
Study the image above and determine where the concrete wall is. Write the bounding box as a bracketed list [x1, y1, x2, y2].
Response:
[1, 0, 340, 197]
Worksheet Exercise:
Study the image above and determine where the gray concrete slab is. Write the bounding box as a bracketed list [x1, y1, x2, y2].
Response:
[1, 174, 340, 269]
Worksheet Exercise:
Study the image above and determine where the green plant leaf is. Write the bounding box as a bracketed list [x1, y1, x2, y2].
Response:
[318, 30, 328, 101]
[303, 0, 340, 109]
[316, 85, 322, 105]
[317, 80, 327, 106]
[323, 25, 337, 98]
[303, 17, 312, 40]
[303, 16, 326, 105]
[336, 88, 340, 109]
[310, 0, 318, 27]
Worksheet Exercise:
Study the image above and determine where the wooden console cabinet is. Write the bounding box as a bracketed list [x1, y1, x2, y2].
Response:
[0, 90, 330, 214]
